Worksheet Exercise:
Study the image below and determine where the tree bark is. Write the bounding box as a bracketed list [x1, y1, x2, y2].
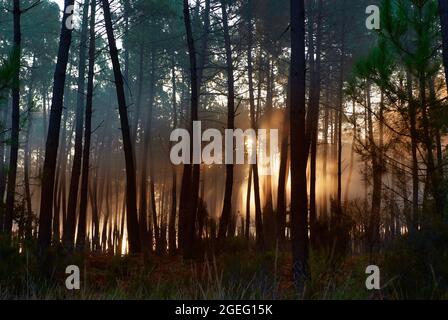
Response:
[366, 84, 381, 254]
[246, 0, 264, 250]
[406, 72, 419, 230]
[139, 49, 157, 253]
[290, 0, 309, 292]
[179, 0, 200, 258]
[24, 56, 36, 239]
[218, 0, 235, 240]
[245, 166, 252, 241]
[38, 0, 75, 252]
[4, 0, 21, 236]
[76, 0, 95, 251]
[64, 0, 89, 250]
[306, 0, 323, 247]
[0, 104, 7, 230]
[102, 0, 141, 254]
[169, 56, 178, 255]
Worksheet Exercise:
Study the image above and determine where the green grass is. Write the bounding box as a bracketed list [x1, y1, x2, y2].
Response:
[2, 232, 448, 300]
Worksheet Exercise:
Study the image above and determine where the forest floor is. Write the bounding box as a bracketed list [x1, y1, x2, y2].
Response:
[0, 245, 377, 299]
[2, 231, 448, 299]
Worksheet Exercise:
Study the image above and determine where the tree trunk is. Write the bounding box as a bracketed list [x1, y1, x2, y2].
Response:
[419, 72, 443, 216]
[179, 0, 200, 258]
[336, 22, 346, 214]
[132, 44, 144, 142]
[102, 0, 141, 254]
[64, 0, 89, 250]
[169, 56, 178, 255]
[290, 0, 309, 292]
[366, 84, 381, 254]
[218, 0, 235, 240]
[406, 72, 419, 230]
[53, 107, 70, 243]
[245, 166, 252, 241]
[76, 0, 96, 251]
[24, 56, 37, 239]
[4, 0, 21, 236]
[38, 0, 75, 252]
[306, 0, 323, 247]
[0, 104, 8, 230]
[246, 0, 264, 250]
[344, 100, 357, 207]
[263, 58, 275, 247]
[139, 49, 157, 253]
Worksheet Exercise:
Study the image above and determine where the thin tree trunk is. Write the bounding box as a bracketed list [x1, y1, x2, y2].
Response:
[76, 0, 96, 251]
[245, 166, 252, 241]
[406, 72, 419, 230]
[276, 83, 289, 242]
[38, 0, 76, 252]
[53, 105, 70, 243]
[306, 0, 323, 247]
[64, 0, 89, 250]
[419, 72, 443, 216]
[263, 58, 275, 247]
[102, 0, 140, 254]
[0, 104, 8, 229]
[218, 0, 235, 240]
[4, 0, 21, 236]
[169, 55, 178, 255]
[336, 22, 346, 214]
[139, 50, 156, 253]
[24, 56, 37, 236]
[132, 44, 144, 142]
[246, 0, 264, 250]
[344, 100, 357, 207]
[366, 84, 381, 254]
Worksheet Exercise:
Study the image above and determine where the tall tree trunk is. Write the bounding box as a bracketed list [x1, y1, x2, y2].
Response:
[366, 85, 381, 254]
[245, 166, 252, 241]
[123, 0, 130, 87]
[169, 56, 178, 255]
[187, 0, 211, 252]
[197, 0, 211, 90]
[64, 0, 89, 250]
[179, 0, 199, 258]
[139, 50, 156, 253]
[53, 107, 70, 243]
[131, 44, 144, 142]
[419, 72, 443, 216]
[406, 72, 419, 230]
[263, 58, 275, 247]
[306, 0, 323, 247]
[277, 82, 289, 242]
[102, 0, 141, 254]
[336, 22, 346, 215]
[321, 88, 330, 220]
[290, 0, 309, 292]
[38, 0, 76, 252]
[344, 100, 357, 207]
[24, 56, 37, 238]
[218, 0, 235, 240]
[76, 0, 96, 251]
[246, 0, 264, 249]
[4, 0, 21, 236]
[0, 104, 8, 229]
